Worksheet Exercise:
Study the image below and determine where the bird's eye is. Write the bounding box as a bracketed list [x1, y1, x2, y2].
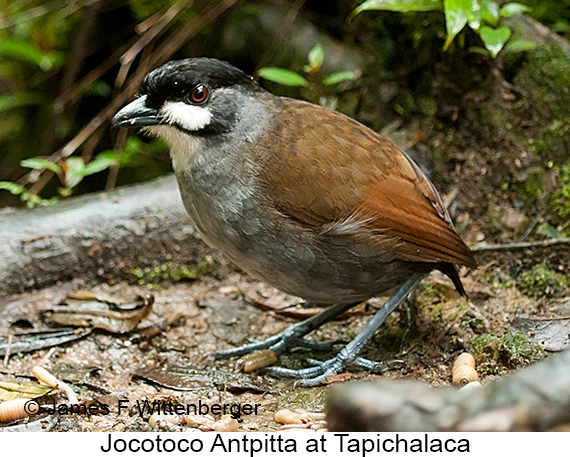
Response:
[190, 84, 209, 104]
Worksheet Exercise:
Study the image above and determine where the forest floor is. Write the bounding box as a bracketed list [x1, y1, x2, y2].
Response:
[0, 242, 566, 431]
[1, 17, 569, 432]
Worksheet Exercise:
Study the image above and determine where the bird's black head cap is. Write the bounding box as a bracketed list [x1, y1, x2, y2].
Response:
[140, 58, 260, 110]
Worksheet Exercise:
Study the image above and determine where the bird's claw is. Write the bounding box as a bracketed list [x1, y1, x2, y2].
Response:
[262, 349, 392, 386]
[212, 301, 356, 359]
[212, 333, 343, 359]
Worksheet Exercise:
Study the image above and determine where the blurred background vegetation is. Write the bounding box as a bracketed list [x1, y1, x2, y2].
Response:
[0, 0, 569, 223]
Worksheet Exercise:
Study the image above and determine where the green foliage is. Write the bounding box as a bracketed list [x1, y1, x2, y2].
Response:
[0, 181, 58, 209]
[517, 263, 568, 299]
[0, 37, 63, 71]
[516, 160, 570, 227]
[352, 0, 535, 57]
[322, 71, 360, 87]
[0, 92, 45, 112]
[0, 1, 177, 208]
[351, 0, 441, 16]
[443, 0, 476, 50]
[522, 166, 545, 199]
[499, 333, 544, 365]
[0, 137, 145, 208]
[256, 68, 309, 87]
[478, 25, 511, 56]
[471, 332, 544, 366]
[128, 0, 178, 22]
[306, 44, 325, 73]
[20, 157, 62, 174]
[536, 222, 567, 240]
[551, 163, 570, 220]
[500, 2, 531, 17]
[522, 0, 570, 40]
[130, 257, 224, 289]
[257, 44, 361, 107]
[471, 333, 497, 357]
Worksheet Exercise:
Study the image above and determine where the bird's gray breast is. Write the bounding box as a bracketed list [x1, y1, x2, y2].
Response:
[175, 141, 323, 299]
[176, 148, 263, 254]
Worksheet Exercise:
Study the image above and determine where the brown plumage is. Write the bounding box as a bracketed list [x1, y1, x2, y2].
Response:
[258, 99, 475, 295]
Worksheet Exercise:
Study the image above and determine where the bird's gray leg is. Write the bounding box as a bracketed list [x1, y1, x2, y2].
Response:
[264, 273, 426, 386]
[212, 301, 359, 359]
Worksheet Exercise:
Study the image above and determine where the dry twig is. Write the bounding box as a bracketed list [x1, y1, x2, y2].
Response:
[472, 238, 570, 252]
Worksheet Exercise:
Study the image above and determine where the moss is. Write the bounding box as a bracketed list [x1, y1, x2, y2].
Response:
[485, 205, 503, 235]
[372, 325, 409, 355]
[536, 222, 568, 239]
[516, 45, 570, 111]
[514, 45, 570, 164]
[517, 263, 568, 299]
[471, 333, 499, 358]
[523, 166, 545, 199]
[480, 103, 511, 134]
[550, 162, 570, 220]
[515, 161, 570, 223]
[484, 265, 518, 291]
[471, 332, 544, 367]
[499, 333, 544, 366]
[130, 256, 224, 289]
[511, 166, 547, 216]
[527, 119, 570, 166]
[417, 97, 438, 117]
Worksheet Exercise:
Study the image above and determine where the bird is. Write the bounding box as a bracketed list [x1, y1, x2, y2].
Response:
[112, 57, 476, 386]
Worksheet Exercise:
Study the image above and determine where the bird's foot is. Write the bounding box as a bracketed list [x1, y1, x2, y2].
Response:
[261, 274, 424, 386]
[212, 301, 357, 359]
[215, 274, 424, 386]
[263, 347, 401, 387]
[212, 328, 344, 359]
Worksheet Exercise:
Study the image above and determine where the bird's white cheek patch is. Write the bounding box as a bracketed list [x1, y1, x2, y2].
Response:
[161, 101, 212, 131]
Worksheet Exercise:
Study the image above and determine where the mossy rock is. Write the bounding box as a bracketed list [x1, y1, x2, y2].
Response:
[517, 263, 569, 299]
[499, 333, 544, 366]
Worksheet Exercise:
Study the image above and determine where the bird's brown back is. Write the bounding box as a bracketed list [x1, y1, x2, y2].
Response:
[258, 98, 476, 269]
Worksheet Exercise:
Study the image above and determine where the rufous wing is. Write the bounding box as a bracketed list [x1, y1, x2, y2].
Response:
[357, 167, 476, 267]
[259, 99, 476, 269]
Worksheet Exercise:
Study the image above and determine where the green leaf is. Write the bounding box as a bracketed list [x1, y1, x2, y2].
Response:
[0, 37, 63, 71]
[323, 70, 361, 86]
[443, 0, 478, 50]
[64, 157, 86, 189]
[0, 92, 45, 112]
[479, 0, 499, 26]
[58, 187, 73, 198]
[467, 45, 491, 56]
[96, 138, 145, 169]
[257, 67, 309, 87]
[350, 0, 441, 18]
[479, 25, 511, 57]
[306, 44, 324, 73]
[20, 158, 62, 174]
[84, 80, 112, 98]
[500, 3, 531, 18]
[0, 181, 25, 196]
[83, 154, 118, 176]
[505, 39, 537, 53]
[124, 136, 144, 155]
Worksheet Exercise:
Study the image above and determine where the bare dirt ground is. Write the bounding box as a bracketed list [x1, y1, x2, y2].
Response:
[0, 251, 563, 431]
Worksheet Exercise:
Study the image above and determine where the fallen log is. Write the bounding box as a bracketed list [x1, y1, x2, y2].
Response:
[0, 175, 209, 298]
[327, 350, 570, 432]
